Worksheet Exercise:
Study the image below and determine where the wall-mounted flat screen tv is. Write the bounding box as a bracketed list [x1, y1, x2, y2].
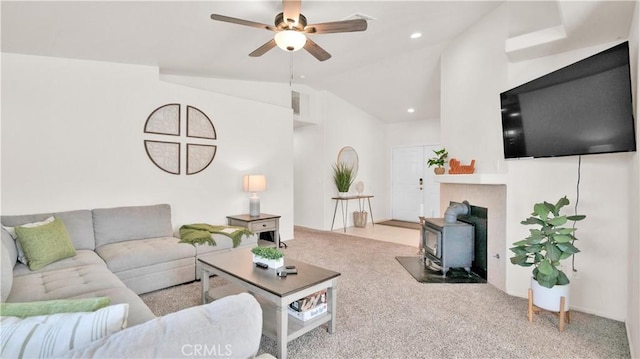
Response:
[500, 41, 636, 159]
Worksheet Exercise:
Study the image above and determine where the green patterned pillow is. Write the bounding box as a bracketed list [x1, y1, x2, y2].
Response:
[0, 297, 111, 318]
[0, 303, 128, 358]
[15, 217, 76, 271]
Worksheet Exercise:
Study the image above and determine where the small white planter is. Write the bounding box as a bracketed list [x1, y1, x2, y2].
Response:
[252, 254, 284, 269]
[338, 192, 349, 198]
[531, 278, 570, 312]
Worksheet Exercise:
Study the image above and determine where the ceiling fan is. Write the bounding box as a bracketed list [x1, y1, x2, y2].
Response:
[210, 0, 367, 61]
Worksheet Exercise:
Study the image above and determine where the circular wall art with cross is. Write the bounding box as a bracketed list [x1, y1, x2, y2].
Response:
[143, 104, 217, 175]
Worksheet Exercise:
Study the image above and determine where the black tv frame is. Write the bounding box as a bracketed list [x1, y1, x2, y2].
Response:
[500, 41, 636, 159]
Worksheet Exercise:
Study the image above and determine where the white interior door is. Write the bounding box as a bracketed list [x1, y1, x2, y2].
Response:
[391, 145, 440, 222]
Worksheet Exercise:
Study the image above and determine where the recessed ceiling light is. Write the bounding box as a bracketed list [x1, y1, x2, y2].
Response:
[407, 108, 415, 113]
[410, 32, 422, 39]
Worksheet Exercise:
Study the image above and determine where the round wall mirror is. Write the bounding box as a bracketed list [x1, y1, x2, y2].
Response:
[337, 146, 359, 176]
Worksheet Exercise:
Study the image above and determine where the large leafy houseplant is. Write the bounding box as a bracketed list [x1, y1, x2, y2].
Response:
[509, 196, 586, 288]
[332, 162, 355, 193]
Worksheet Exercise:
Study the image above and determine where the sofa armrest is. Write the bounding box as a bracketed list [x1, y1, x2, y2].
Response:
[64, 293, 263, 359]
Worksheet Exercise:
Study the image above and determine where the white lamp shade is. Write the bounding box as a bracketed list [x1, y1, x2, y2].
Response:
[243, 175, 267, 192]
[274, 30, 307, 52]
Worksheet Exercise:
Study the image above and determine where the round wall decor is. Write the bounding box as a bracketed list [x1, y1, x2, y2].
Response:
[143, 104, 217, 175]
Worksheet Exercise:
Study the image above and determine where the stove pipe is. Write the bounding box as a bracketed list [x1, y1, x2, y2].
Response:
[444, 201, 470, 223]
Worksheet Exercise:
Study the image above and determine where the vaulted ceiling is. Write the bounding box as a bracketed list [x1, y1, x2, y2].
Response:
[2, 1, 636, 123]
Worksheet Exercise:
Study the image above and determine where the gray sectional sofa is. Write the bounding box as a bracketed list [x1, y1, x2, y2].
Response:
[0, 204, 263, 357]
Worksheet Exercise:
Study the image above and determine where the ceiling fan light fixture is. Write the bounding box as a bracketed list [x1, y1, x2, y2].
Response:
[274, 30, 307, 52]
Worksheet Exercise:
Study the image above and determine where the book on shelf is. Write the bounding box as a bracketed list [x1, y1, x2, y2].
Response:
[289, 289, 327, 312]
[287, 303, 327, 321]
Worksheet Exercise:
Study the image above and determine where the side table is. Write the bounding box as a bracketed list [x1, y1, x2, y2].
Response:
[227, 213, 282, 248]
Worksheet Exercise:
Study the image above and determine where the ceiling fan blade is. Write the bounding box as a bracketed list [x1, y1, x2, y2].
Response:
[282, 0, 302, 25]
[249, 39, 277, 57]
[304, 19, 368, 34]
[303, 38, 331, 61]
[210, 14, 276, 31]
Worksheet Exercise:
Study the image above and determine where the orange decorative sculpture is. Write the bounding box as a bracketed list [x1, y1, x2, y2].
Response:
[448, 158, 475, 174]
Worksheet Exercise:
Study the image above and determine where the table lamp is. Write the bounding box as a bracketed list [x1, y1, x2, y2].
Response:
[243, 175, 266, 217]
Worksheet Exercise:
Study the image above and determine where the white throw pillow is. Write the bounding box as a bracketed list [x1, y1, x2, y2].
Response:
[2, 217, 55, 265]
[0, 303, 129, 358]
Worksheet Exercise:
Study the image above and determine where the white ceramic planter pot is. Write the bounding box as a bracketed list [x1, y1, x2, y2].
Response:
[338, 192, 349, 198]
[531, 277, 570, 312]
[252, 254, 284, 269]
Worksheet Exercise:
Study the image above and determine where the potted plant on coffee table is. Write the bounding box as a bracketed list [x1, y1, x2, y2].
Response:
[251, 246, 284, 268]
[509, 196, 586, 314]
[332, 161, 355, 198]
[427, 148, 448, 175]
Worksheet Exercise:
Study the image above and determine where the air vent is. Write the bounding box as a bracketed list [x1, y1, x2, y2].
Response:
[343, 13, 376, 22]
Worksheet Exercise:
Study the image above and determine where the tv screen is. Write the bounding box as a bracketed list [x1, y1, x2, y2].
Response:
[500, 41, 636, 159]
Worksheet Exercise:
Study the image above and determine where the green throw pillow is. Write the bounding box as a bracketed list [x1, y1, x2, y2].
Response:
[15, 217, 76, 271]
[0, 297, 111, 318]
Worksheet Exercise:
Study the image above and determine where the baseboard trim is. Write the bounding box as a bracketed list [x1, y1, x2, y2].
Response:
[626, 321, 636, 358]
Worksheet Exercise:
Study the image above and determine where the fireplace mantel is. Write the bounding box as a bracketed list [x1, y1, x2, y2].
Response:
[434, 174, 507, 185]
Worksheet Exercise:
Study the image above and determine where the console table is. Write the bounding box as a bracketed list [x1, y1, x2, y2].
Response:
[330, 195, 374, 233]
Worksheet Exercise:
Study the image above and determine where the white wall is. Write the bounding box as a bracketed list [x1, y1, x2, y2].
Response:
[1, 53, 294, 240]
[626, 1, 639, 356]
[440, 4, 508, 176]
[386, 119, 441, 148]
[293, 117, 326, 229]
[160, 74, 290, 109]
[441, 3, 636, 321]
[293, 90, 389, 230]
[321, 92, 389, 229]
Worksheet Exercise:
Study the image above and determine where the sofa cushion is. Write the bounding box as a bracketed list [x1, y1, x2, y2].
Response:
[3, 216, 55, 264]
[1, 210, 96, 250]
[12, 250, 107, 277]
[81, 287, 155, 327]
[194, 233, 258, 256]
[1, 243, 12, 303]
[15, 217, 77, 270]
[0, 303, 129, 358]
[95, 236, 195, 273]
[0, 297, 111, 318]
[92, 204, 173, 247]
[7, 264, 128, 303]
[1, 229, 17, 268]
[111, 257, 195, 295]
[64, 293, 262, 359]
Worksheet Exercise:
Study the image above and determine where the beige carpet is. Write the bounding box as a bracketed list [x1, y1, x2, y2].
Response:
[141, 226, 630, 358]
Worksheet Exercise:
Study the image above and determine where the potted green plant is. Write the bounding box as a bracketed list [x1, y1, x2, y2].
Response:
[332, 161, 355, 197]
[427, 148, 448, 175]
[251, 246, 284, 268]
[509, 196, 585, 312]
